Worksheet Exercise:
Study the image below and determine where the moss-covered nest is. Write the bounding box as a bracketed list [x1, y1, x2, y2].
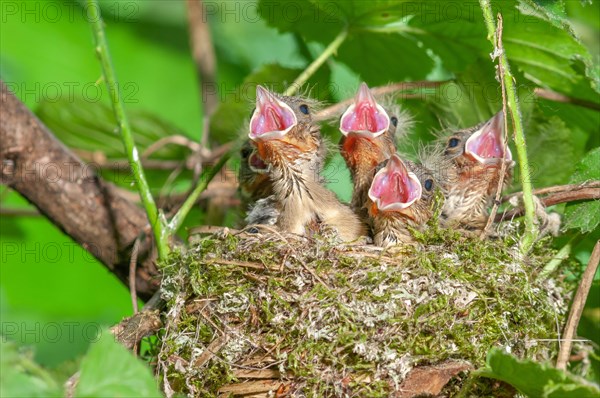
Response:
[155, 224, 574, 397]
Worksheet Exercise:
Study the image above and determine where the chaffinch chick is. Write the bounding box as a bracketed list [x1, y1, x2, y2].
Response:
[440, 111, 514, 231]
[368, 154, 437, 247]
[339, 83, 408, 223]
[246, 85, 366, 241]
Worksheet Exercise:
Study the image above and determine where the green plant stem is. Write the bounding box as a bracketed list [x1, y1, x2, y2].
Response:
[284, 28, 348, 96]
[19, 356, 59, 391]
[87, 0, 169, 259]
[538, 235, 577, 281]
[479, 0, 538, 253]
[168, 152, 231, 234]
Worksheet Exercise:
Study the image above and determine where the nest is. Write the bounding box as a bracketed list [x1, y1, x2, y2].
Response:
[154, 224, 573, 397]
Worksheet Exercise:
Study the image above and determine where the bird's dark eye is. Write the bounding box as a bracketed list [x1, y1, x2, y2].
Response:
[448, 138, 460, 148]
[424, 179, 433, 191]
[390, 116, 398, 127]
[299, 104, 310, 115]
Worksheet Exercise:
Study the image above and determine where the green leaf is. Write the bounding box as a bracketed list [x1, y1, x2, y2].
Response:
[37, 97, 190, 160]
[337, 32, 433, 84]
[536, 100, 599, 151]
[526, 114, 582, 187]
[423, 60, 506, 144]
[503, 4, 599, 97]
[563, 148, 600, 233]
[75, 331, 162, 398]
[519, 0, 569, 30]
[258, 0, 437, 83]
[409, 14, 487, 73]
[0, 339, 61, 397]
[475, 347, 600, 397]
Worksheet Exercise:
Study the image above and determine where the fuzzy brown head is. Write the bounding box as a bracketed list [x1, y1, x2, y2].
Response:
[339, 83, 397, 176]
[443, 111, 512, 170]
[440, 112, 514, 230]
[238, 140, 272, 205]
[249, 85, 321, 169]
[368, 155, 436, 224]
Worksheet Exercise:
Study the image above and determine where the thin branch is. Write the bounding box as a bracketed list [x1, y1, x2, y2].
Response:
[167, 151, 231, 234]
[187, 0, 218, 148]
[495, 186, 600, 222]
[0, 207, 41, 217]
[312, 82, 598, 123]
[141, 135, 201, 159]
[75, 142, 233, 171]
[111, 290, 164, 349]
[535, 88, 600, 112]
[284, 28, 348, 96]
[556, 240, 600, 370]
[481, 15, 510, 239]
[480, 2, 538, 252]
[2, 82, 161, 299]
[129, 238, 141, 314]
[87, 0, 169, 259]
[314, 80, 448, 121]
[501, 182, 600, 203]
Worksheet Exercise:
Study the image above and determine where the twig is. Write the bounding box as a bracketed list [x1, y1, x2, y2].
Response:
[284, 28, 348, 96]
[167, 151, 231, 234]
[111, 289, 165, 349]
[535, 88, 600, 111]
[501, 181, 600, 203]
[2, 83, 162, 300]
[314, 80, 448, 121]
[142, 135, 202, 159]
[129, 238, 141, 314]
[495, 186, 600, 222]
[0, 207, 40, 217]
[300, 262, 331, 290]
[556, 240, 600, 370]
[193, 334, 229, 368]
[76, 142, 233, 170]
[481, 15, 510, 239]
[480, 1, 538, 253]
[209, 259, 275, 271]
[186, 0, 218, 148]
[87, 0, 169, 260]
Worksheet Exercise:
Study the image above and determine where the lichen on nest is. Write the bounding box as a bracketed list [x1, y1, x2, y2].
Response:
[155, 224, 574, 397]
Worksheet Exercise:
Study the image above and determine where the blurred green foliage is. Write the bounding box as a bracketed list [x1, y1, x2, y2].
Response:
[1, 0, 599, 395]
[475, 347, 600, 397]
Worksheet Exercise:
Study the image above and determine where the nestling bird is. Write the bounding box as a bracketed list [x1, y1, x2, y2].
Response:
[440, 111, 514, 231]
[246, 85, 366, 241]
[367, 154, 437, 247]
[239, 140, 272, 209]
[339, 83, 409, 222]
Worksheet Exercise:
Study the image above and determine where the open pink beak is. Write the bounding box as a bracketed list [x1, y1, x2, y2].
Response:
[368, 154, 422, 212]
[465, 111, 512, 164]
[249, 85, 297, 141]
[248, 151, 268, 172]
[340, 82, 390, 138]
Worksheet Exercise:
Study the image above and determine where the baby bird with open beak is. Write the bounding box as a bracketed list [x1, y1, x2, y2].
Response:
[246, 85, 366, 241]
[368, 154, 437, 247]
[239, 140, 272, 210]
[440, 111, 514, 231]
[339, 83, 406, 223]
